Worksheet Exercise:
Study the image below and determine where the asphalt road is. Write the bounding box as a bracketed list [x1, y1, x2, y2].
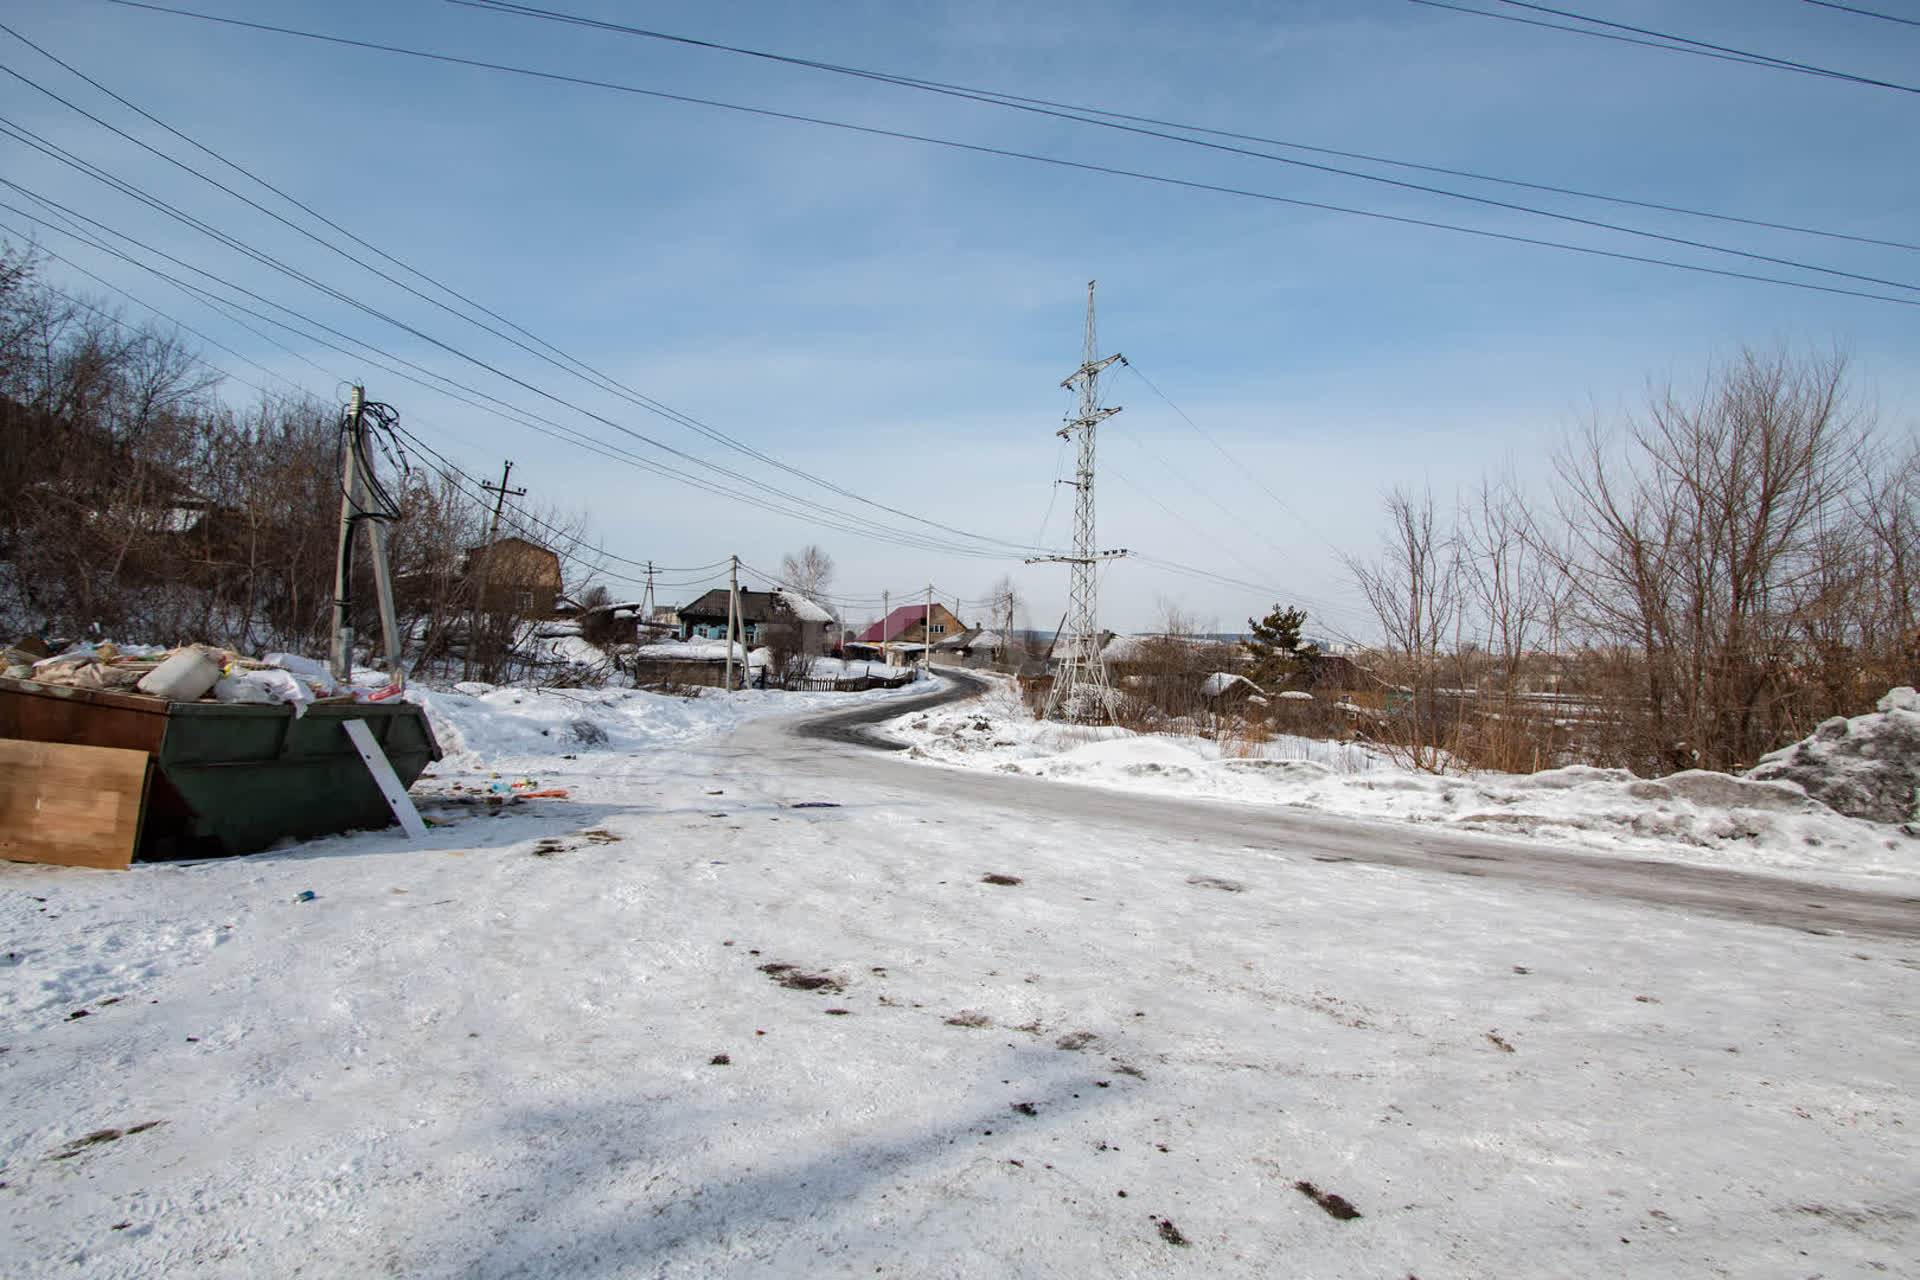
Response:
[777, 670, 1920, 942]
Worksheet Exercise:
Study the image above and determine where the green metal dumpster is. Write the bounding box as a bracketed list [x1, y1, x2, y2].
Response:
[0, 676, 441, 859]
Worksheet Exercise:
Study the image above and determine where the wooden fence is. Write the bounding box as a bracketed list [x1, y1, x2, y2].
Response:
[783, 671, 918, 693]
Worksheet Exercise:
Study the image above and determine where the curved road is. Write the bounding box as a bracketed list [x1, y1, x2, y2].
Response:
[772, 669, 1920, 942]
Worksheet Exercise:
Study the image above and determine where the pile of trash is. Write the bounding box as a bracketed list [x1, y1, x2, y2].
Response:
[2, 640, 400, 717]
[444, 772, 568, 800]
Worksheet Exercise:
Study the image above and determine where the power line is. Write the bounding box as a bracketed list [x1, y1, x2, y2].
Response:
[0, 218, 295, 401]
[0, 119, 1028, 556]
[1410, 0, 1920, 95]
[1128, 553, 1368, 637]
[1103, 460, 1280, 591]
[0, 219, 771, 597]
[2, 26, 1058, 563]
[0, 241, 691, 594]
[93, 0, 1920, 309]
[1119, 360, 1346, 559]
[1803, 1, 1920, 29]
[0, 160, 1047, 560]
[449, 0, 1918, 258]
[451, 0, 1920, 268]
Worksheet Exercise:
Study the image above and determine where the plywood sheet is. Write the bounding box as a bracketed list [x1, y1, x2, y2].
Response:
[0, 737, 151, 870]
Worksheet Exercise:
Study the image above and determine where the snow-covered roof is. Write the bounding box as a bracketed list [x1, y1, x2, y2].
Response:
[774, 587, 834, 624]
[1201, 672, 1259, 697]
[633, 638, 757, 663]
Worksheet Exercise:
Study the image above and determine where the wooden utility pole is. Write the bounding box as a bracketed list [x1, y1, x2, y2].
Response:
[330, 386, 406, 688]
[724, 555, 740, 692]
[463, 460, 525, 681]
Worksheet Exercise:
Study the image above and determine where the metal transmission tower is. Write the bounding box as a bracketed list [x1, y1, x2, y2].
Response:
[1031, 281, 1127, 722]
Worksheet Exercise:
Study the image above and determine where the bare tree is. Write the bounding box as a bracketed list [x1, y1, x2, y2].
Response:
[1455, 469, 1560, 769]
[780, 544, 834, 602]
[1860, 441, 1920, 690]
[1550, 345, 1872, 771]
[1345, 485, 1461, 771]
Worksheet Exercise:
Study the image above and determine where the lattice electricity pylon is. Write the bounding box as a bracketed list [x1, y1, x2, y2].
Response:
[1030, 281, 1127, 722]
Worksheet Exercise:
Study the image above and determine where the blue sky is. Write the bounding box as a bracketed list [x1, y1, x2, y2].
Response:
[4, 0, 1917, 639]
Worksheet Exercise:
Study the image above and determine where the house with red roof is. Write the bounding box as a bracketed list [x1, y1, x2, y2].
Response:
[855, 602, 968, 650]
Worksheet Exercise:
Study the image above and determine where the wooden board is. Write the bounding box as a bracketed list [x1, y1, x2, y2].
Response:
[0, 737, 151, 870]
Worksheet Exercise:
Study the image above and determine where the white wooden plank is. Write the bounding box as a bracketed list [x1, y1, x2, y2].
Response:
[341, 717, 428, 839]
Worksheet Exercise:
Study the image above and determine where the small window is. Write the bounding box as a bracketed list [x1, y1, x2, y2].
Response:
[931, 623, 946, 635]
[517, 591, 535, 612]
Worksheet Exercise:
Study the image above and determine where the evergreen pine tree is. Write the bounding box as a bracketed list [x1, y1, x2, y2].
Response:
[1245, 604, 1318, 688]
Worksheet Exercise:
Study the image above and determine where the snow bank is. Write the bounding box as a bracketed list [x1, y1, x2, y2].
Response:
[1746, 687, 1920, 825]
[410, 672, 926, 773]
[890, 678, 1920, 884]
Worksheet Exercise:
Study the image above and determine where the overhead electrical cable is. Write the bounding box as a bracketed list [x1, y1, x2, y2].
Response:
[1802, 1, 1920, 28]
[0, 120, 1037, 556]
[1409, 0, 1920, 94]
[91, 0, 1920, 308]
[1, 27, 1055, 562]
[0, 217, 749, 593]
[1129, 552, 1365, 633]
[0, 242, 695, 593]
[0, 215, 301, 400]
[1120, 360, 1347, 561]
[0, 239, 282, 401]
[1102, 460, 1291, 593]
[1098, 466, 1369, 633]
[387, 423, 735, 583]
[0, 140, 1046, 560]
[0, 193, 1051, 563]
[1487, 0, 1920, 92]
[451, 0, 1920, 264]
[455, 0, 1919, 255]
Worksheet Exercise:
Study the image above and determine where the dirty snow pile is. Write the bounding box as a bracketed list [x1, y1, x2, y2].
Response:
[888, 678, 1919, 883]
[1747, 686, 1920, 825]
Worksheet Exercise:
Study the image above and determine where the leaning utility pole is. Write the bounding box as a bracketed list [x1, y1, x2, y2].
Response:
[1029, 281, 1127, 722]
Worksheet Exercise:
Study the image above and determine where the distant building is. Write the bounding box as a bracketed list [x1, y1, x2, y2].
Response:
[461, 537, 563, 616]
[857, 603, 966, 647]
[676, 587, 837, 655]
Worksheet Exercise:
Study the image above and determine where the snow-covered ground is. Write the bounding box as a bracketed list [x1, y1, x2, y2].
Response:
[887, 676, 1920, 886]
[2, 675, 1915, 1277]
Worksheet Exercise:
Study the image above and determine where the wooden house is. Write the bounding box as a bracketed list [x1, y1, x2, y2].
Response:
[460, 537, 564, 616]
